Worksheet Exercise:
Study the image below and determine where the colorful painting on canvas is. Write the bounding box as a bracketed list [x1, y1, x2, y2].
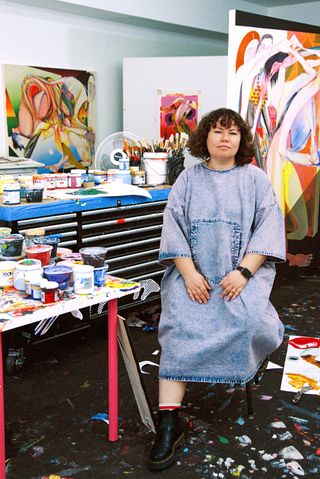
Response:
[228, 12, 320, 272]
[160, 93, 198, 139]
[3, 64, 96, 173]
[281, 335, 320, 396]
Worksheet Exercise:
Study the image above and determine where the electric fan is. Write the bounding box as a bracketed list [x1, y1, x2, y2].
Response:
[94, 131, 140, 170]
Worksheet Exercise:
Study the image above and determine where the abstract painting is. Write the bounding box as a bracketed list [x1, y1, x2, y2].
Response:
[281, 335, 320, 396]
[3, 64, 96, 173]
[160, 93, 198, 139]
[228, 11, 320, 272]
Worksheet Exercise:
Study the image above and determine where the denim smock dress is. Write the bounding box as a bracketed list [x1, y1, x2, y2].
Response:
[158, 162, 286, 384]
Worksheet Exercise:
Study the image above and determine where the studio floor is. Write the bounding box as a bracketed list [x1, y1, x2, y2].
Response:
[3, 275, 320, 479]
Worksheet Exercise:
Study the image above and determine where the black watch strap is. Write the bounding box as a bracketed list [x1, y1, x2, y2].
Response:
[236, 266, 253, 279]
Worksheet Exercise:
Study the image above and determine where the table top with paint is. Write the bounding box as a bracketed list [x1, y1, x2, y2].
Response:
[0, 275, 140, 332]
[0, 186, 171, 222]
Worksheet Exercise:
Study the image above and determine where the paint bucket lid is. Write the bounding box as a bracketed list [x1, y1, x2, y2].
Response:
[0, 261, 17, 271]
[25, 245, 53, 254]
[24, 228, 46, 237]
[73, 264, 94, 273]
[44, 265, 73, 274]
[16, 258, 42, 270]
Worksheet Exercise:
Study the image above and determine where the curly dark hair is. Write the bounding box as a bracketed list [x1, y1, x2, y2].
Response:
[188, 108, 255, 166]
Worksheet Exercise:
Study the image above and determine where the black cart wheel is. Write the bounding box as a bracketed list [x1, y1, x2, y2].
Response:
[5, 348, 25, 374]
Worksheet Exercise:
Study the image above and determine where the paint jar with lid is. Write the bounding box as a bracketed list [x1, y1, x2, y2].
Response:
[24, 185, 44, 203]
[131, 170, 146, 186]
[30, 279, 43, 300]
[25, 270, 44, 296]
[41, 281, 59, 304]
[55, 173, 68, 189]
[33, 175, 48, 199]
[73, 264, 94, 294]
[24, 227, 46, 246]
[3, 183, 21, 205]
[68, 173, 83, 188]
[119, 157, 130, 171]
[45, 175, 56, 190]
[17, 175, 33, 198]
[14, 258, 43, 291]
[0, 261, 17, 287]
[107, 169, 116, 182]
[0, 176, 14, 194]
[0, 227, 12, 238]
[0, 234, 24, 258]
[113, 170, 131, 185]
[93, 171, 107, 184]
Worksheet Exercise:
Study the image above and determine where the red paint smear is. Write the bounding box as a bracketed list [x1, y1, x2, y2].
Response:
[116, 218, 125, 224]
[288, 337, 320, 349]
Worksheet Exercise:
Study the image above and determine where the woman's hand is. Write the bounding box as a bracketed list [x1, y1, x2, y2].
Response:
[219, 270, 248, 301]
[184, 271, 211, 304]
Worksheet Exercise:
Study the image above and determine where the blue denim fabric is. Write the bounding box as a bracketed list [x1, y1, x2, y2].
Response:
[158, 163, 286, 384]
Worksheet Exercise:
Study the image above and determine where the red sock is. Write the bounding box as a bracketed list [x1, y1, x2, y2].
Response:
[158, 402, 181, 411]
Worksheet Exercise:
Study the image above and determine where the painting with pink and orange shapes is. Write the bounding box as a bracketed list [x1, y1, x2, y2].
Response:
[160, 93, 198, 139]
[3, 64, 96, 173]
[228, 12, 320, 273]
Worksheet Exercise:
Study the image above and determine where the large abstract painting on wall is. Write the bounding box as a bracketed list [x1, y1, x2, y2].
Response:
[228, 11, 320, 274]
[3, 64, 96, 173]
[159, 92, 198, 139]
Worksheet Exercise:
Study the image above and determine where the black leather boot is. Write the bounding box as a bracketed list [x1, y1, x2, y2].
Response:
[148, 409, 185, 470]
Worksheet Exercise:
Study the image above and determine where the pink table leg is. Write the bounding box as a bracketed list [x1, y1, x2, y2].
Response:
[108, 298, 119, 441]
[0, 334, 6, 479]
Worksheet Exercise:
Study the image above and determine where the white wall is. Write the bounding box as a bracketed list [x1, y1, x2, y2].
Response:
[0, 0, 225, 155]
[123, 56, 228, 168]
[268, 2, 320, 25]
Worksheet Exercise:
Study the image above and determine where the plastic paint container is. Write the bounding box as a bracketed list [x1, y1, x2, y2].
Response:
[44, 265, 73, 290]
[0, 227, 12, 238]
[56, 247, 73, 257]
[67, 173, 83, 188]
[0, 176, 14, 194]
[3, 183, 21, 205]
[79, 246, 107, 267]
[131, 170, 146, 185]
[0, 234, 24, 258]
[14, 258, 42, 291]
[60, 252, 83, 262]
[34, 236, 60, 258]
[30, 280, 42, 300]
[24, 186, 44, 203]
[0, 261, 17, 287]
[25, 244, 53, 266]
[24, 227, 46, 246]
[93, 171, 107, 184]
[54, 173, 68, 189]
[113, 170, 131, 185]
[25, 271, 44, 296]
[118, 157, 130, 171]
[143, 152, 168, 185]
[73, 264, 94, 294]
[41, 281, 59, 303]
[94, 264, 109, 287]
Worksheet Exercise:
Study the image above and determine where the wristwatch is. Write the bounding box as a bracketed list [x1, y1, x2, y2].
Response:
[236, 266, 253, 280]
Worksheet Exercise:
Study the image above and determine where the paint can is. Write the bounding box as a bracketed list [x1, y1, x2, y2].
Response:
[0, 227, 12, 238]
[30, 279, 42, 300]
[54, 173, 68, 189]
[25, 244, 53, 266]
[34, 236, 60, 258]
[24, 186, 44, 203]
[3, 183, 21, 205]
[79, 246, 107, 267]
[0, 261, 17, 287]
[143, 152, 168, 185]
[25, 270, 44, 296]
[14, 258, 43, 291]
[68, 173, 83, 188]
[24, 227, 46, 246]
[44, 265, 73, 290]
[94, 264, 109, 287]
[113, 170, 132, 185]
[131, 170, 146, 186]
[0, 234, 24, 258]
[41, 281, 59, 303]
[73, 264, 94, 294]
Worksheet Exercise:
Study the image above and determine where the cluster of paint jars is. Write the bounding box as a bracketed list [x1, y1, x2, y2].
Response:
[0, 226, 109, 303]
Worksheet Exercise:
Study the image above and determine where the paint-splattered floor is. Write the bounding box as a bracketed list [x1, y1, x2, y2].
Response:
[4, 276, 320, 478]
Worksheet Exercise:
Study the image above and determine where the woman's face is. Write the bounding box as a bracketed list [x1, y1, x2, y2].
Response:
[206, 121, 241, 163]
